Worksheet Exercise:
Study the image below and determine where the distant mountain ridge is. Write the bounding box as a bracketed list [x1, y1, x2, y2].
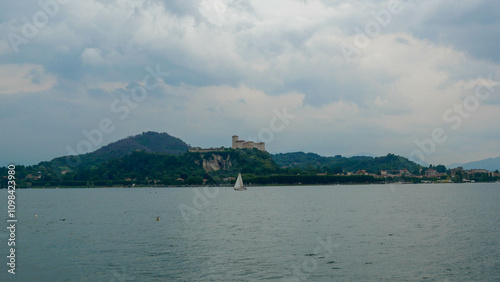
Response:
[448, 156, 500, 171]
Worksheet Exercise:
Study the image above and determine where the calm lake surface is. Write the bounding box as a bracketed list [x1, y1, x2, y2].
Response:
[1, 183, 499, 281]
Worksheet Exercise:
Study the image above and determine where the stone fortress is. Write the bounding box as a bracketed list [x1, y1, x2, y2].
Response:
[188, 135, 265, 152]
[232, 135, 265, 152]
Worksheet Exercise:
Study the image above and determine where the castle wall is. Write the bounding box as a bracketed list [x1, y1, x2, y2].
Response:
[231, 136, 265, 152]
[255, 142, 265, 151]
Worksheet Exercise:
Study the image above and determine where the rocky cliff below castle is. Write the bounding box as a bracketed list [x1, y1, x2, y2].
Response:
[201, 153, 233, 172]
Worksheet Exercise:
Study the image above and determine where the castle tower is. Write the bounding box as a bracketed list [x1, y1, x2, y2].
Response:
[256, 142, 265, 152]
[232, 135, 239, 149]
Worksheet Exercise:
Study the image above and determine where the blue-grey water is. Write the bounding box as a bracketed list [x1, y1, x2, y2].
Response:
[0, 183, 499, 281]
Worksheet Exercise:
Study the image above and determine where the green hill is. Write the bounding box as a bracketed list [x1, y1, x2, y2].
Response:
[49, 131, 189, 170]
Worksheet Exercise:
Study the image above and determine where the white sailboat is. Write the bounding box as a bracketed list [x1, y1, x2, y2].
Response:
[234, 173, 247, 191]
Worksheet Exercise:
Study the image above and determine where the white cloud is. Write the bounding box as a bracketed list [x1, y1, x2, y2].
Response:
[198, 0, 229, 26]
[159, 84, 304, 132]
[81, 48, 108, 66]
[0, 64, 57, 94]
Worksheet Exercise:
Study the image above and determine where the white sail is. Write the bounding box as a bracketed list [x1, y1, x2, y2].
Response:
[234, 173, 246, 190]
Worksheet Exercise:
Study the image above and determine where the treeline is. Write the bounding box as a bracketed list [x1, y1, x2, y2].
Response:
[272, 152, 425, 174]
[26, 180, 140, 188]
[244, 174, 382, 185]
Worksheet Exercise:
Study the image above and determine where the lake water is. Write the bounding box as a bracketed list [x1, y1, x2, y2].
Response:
[0, 183, 499, 281]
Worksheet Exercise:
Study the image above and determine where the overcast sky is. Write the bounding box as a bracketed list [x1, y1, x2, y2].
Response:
[1, 0, 500, 167]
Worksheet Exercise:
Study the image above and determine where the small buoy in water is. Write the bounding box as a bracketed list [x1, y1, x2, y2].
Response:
[35, 214, 38, 217]
[156, 216, 160, 221]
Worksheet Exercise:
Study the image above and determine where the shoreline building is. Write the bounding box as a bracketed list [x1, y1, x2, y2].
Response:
[232, 135, 265, 152]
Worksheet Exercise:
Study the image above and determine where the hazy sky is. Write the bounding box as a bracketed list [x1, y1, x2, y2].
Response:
[1, 0, 500, 167]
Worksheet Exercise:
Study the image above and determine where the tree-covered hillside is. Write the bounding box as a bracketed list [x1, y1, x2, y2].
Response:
[10, 148, 281, 187]
[272, 152, 423, 174]
[27, 131, 189, 173]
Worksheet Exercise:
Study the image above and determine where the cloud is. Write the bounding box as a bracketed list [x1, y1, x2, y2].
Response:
[1, 0, 500, 167]
[198, 0, 229, 26]
[81, 48, 108, 66]
[391, 0, 500, 63]
[0, 64, 57, 94]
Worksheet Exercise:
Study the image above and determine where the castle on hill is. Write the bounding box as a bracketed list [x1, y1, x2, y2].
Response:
[232, 135, 265, 152]
[188, 135, 265, 152]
